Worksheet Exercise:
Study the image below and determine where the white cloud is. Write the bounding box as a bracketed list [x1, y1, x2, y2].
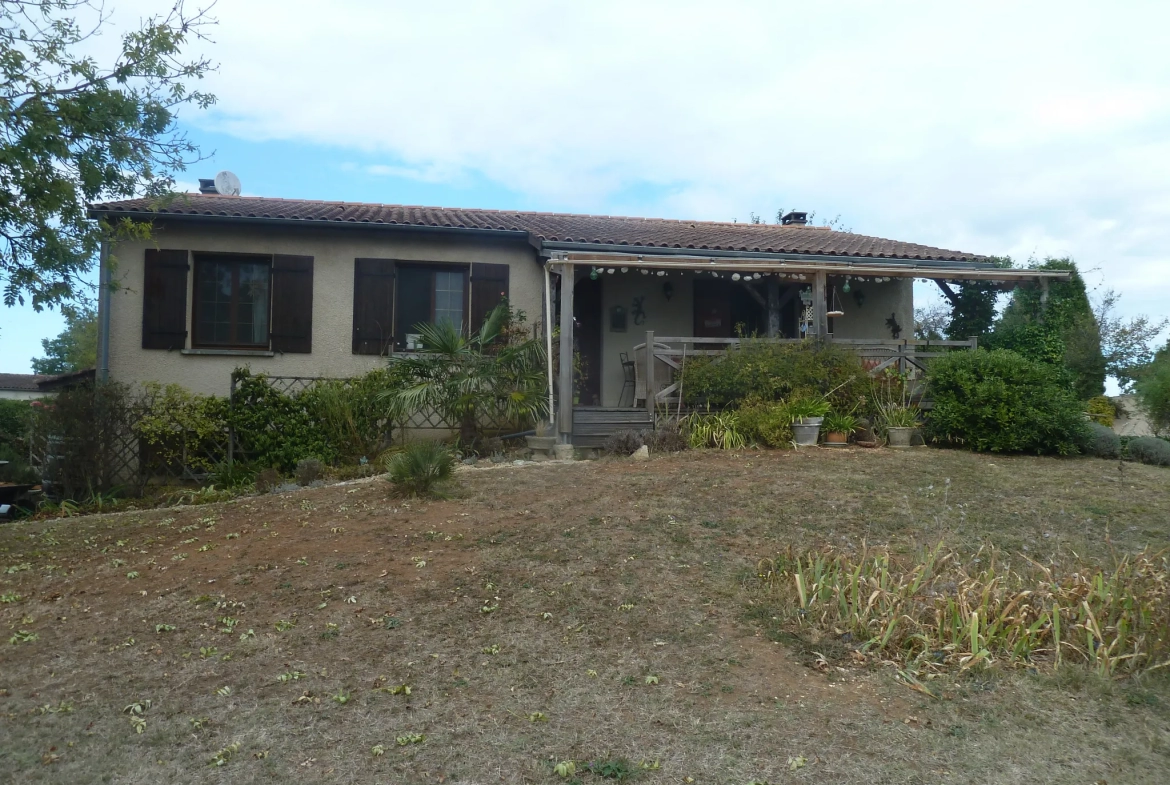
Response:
[101, 0, 1170, 329]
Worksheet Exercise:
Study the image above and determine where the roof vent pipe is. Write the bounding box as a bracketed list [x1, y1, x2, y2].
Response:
[781, 211, 808, 226]
[198, 178, 217, 194]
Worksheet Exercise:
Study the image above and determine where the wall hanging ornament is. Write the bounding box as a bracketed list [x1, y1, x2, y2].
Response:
[632, 296, 646, 325]
[662, 281, 674, 301]
[886, 312, 903, 339]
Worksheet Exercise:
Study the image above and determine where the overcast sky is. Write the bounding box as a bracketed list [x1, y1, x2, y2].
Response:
[2, 0, 1167, 374]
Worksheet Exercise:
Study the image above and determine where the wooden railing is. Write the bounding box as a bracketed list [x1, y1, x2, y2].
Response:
[631, 333, 979, 413]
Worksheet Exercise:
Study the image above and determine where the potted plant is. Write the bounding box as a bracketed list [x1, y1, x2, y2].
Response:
[878, 404, 920, 448]
[525, 420, 557, 457]
[821, 411, 859, 446]
[789, 397, 831, 446]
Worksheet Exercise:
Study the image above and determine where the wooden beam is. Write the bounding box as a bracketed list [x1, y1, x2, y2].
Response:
[813, 271, 828, 338]
[557, 263, 575, 441]
[766, 278, 780, 337]
[644, 330, 655, 418]
[739, 280, 766, 307]
[934, 279, 959, 306]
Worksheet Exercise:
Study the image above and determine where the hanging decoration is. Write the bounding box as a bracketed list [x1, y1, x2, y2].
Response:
[827, 286, 845, 318]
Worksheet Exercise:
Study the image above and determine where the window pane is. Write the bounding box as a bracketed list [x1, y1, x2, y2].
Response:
[196, 262, 235, 345]
[237, 263, 269, 345]
[194, 258, 270, 346]
[434, 270, 463, 330]
[396, 267, 432, 344]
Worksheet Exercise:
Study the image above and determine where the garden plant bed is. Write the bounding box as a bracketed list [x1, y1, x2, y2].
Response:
[2, 450, 1168, 784]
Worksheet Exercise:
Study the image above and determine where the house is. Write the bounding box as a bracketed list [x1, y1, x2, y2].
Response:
[0, 374, 54, 401]
[88, 193, 1068, 445]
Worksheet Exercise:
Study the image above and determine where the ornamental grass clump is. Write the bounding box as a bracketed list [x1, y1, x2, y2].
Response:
[756, 544, 1170, 677]
[386, 441, 455, 497]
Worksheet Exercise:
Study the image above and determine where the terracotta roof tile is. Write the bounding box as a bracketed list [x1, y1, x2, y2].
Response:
[90, 194, 984, 262]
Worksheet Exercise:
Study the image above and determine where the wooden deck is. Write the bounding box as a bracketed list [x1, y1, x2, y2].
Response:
[572, 407, 654, 447]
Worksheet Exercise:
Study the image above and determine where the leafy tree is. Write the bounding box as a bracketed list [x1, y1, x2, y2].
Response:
[1135, 341, 1170, 436]
[1, 0, 215, 311]
[388, 303, 549, 448]
[914, 302, 949, 340]
[30, 302, 96, 373]
[1094, 289, 1168, 389]
[990, 258, 1105, 400]
[943, 256, 1013, 341]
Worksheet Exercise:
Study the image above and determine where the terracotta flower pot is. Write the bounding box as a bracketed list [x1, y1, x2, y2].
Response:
[824, 431, 849, 445]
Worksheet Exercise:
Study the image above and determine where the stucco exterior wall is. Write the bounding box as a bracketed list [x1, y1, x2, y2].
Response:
[597, 270, 695, 407]
[105, 222, 544, 396]
[826, 277, 914, 341]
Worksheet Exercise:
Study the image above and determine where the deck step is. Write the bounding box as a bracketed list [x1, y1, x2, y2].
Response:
[571, 407, 653, 447]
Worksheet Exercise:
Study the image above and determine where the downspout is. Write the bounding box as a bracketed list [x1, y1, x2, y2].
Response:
[544, 262, 554, 425]
[96, 241, 111, 383]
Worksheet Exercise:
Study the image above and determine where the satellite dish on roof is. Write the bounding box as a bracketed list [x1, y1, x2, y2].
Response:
[213, 170, 241, 196]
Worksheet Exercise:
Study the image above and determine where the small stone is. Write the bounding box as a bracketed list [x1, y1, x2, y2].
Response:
[631, 445, 650, 461]
[461, 457, 478, 466]
[553, 444, 575, 461]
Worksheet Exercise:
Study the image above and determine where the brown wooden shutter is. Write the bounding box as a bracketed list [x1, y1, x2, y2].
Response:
[271, 255, 314, 353]
[352, 258, 396, 355]
[470, 262, 510, 333]
[142, 249, 189, 350]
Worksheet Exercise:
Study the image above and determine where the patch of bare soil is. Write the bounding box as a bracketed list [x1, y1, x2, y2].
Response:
[1, 450, 1168, 784]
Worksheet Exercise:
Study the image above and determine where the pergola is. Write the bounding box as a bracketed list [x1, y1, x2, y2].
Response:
[546, 250, 1071, 442]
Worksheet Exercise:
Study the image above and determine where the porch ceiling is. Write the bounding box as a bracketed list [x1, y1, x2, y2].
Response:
[550, 251, 1071, 283]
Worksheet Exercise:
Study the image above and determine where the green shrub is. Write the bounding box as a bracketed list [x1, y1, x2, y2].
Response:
[208, 461, 256, 489]
[1086, 423, 1121, 459]
[0, 400, 38, 484]
[736, 397, 793, 448]
[1135, 347, 1170, 436]
[386, 441, 455, 496]
[925, 349, 1090, 455]
[681, 339, 871, 413]
[1086, 395, 1116, 427]
[229, 370, 338, 471]
[1127, 437, 1170, 467]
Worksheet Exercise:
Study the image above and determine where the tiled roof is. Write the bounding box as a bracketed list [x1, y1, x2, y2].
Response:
[90, 194, 985, 263]
[0, 373, 52, 391]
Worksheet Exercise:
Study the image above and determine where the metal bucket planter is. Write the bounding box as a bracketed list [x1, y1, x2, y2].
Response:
[792, 418, 822, 447]
[886, 427, 915, 448]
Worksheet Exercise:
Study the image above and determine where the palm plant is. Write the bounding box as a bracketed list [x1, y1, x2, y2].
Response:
[385, 303, 549, 447]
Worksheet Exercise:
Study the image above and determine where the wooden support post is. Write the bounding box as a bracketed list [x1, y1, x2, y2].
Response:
[813, 271, 829, 340]
[766, 277, 781, 338]
[644, 330, 656, 418]
[557, 263, 575, 442]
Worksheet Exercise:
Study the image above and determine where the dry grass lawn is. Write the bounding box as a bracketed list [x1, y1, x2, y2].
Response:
[2, 448, 1169, 784]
